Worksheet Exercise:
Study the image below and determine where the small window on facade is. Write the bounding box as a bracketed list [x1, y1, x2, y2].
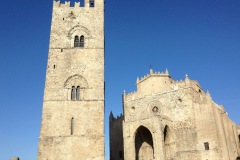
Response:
[53, 65, 56, 69]
[74, 36, 80, 47]
[76, 86, 80, 100]
[71, 86, 76, 100]
[80, 35, 84, 47]
[90, 0, 94, 7]
[61, 49, 63, 52]
[71, 117, 74, 135]
[238, 134, 240, 143]
[204, 142, 209, 150]
[119, 151, 123, 158]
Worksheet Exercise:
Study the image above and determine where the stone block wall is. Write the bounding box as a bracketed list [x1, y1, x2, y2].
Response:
[109, 113, 124, 160]
[38, 0, 105, 159]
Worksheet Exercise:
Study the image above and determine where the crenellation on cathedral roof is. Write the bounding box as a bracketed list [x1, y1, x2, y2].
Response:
[125, 69, 204, 100]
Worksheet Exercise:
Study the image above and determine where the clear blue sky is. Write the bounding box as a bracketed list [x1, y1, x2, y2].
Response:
[0, 0, 239, 159]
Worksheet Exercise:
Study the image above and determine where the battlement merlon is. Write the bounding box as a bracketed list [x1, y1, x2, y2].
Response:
[109, 111, 124, 124]
[136, 68, 171, 85]
[125, 69, 206, 100]
[53, 0, 104, 8]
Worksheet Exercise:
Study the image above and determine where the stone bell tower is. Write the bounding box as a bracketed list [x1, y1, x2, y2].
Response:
[38, 0, 104, 159]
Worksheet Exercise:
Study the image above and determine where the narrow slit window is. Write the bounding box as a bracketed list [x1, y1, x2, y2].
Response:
[71, 86, 76, 100]
[71, 117, 74, 135]
[204, 142, 209, 150]
[80, 35, 84, 47]
[238, 134, 240, 143]
[90, 0, 94, 7]
[76, 86, 80, 100]
[74, 36, 80, 47]
[163, 126, 167, 142]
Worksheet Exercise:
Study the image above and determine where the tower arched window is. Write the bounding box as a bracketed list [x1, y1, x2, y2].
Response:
[204, 142, 209, 150]
[90, 0, 94, 7]
[71, 86, 76, 100]
[80, 35, 84, 47]
[71, 86, 80, 100]
[74, 35, 84, 48]
[76, 86, 80, 100]
[74, 36, 80, 47]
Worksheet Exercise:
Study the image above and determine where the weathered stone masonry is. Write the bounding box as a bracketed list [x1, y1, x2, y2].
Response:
[38, 1, 239, 160]
[38, 0, 104, 159]
[110, 69, 240, 160]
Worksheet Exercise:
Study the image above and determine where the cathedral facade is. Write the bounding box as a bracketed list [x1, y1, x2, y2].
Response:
[110, 69, 240, 160]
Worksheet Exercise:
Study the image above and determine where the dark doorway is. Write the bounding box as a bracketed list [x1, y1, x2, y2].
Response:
[135, 126, 154, 160]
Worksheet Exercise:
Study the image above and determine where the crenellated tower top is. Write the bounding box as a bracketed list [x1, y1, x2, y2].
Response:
[53, 0, 99, 8]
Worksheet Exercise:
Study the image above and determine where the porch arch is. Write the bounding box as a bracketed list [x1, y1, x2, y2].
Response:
[135, 125, 154, 160]
[163, 125, 174, 159]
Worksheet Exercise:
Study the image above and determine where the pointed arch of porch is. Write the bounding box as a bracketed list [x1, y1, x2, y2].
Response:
[134, 125, 154, 160]
[163, 125, 175, 159]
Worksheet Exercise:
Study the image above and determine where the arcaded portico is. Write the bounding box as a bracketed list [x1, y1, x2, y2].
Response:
[122, 108, 176, 160]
